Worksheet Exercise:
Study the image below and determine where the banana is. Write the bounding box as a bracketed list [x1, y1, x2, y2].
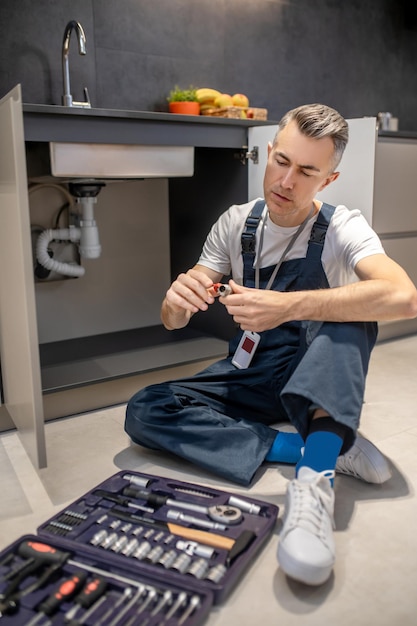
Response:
[199, 103, 216, 112]
[196, 88, 221, 104]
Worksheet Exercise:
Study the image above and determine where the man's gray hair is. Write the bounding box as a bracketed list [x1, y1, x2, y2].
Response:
[275, 103, 349, 171]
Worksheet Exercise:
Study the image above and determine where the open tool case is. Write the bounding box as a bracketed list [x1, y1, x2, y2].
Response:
[0, 471, 278, 625]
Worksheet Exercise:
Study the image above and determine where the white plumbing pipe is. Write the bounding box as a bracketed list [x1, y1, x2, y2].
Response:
[78, 196, 101, 259]
[36, 192, 102, 277]
[36, 227, 85, 277]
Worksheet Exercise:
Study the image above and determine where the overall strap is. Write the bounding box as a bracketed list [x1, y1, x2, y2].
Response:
[305, 202, 336, 264]
[241, 200, 265, 286]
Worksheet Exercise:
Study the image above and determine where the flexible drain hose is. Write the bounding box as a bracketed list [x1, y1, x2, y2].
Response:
[36, 227, 85, 277]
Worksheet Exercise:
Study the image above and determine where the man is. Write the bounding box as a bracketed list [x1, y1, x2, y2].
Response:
[125, 104, 417, 586]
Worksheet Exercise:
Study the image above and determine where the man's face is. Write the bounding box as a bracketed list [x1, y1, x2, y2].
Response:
[263, 120, 339, 226]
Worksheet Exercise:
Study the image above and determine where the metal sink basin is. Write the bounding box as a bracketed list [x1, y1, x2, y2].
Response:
[26, 141, 194, 181]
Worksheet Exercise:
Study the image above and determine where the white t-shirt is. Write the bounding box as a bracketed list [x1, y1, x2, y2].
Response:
[198, 198, 385, 288]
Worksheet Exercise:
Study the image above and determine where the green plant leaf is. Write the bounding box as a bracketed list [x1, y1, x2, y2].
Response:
[167, 85, 198, 102]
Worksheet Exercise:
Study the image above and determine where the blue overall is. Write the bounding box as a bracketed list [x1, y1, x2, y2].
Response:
[125, 203, 378, 486]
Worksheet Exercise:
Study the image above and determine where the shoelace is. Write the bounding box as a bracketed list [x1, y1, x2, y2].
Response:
[289, 471, 335, 536]
[335, 453, 362, 478]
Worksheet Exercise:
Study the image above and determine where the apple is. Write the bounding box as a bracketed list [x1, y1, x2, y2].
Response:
[214, 93, 234, 108]
[232, 93, 249, 107]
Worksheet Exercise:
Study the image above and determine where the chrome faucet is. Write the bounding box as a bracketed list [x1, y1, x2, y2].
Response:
[62, 20, 91, 108]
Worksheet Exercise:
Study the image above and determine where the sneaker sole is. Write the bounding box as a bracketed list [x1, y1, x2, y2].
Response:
[336, 436, 392, 484]
[277, 542, 333, 586]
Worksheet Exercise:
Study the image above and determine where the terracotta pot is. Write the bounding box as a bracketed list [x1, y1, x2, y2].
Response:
[169, 101, 200, 116]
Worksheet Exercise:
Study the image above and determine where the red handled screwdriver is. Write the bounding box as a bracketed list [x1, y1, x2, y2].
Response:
[64, 576, 108, 623]
[25, 570, 87, 626]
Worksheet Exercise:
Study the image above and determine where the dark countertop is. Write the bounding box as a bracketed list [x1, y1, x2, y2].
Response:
[23, 103, 417, 147]
[378, 129, 417, 140]
[22, 103, 278, 148]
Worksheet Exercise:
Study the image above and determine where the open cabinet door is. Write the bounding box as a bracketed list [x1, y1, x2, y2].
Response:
[316, 117, 377, 224]
[248, 124, 277, 202]
[0, 85, 46, 467]
[248, 118, 377, 224]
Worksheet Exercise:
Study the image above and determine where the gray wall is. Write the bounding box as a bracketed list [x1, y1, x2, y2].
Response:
[30, 180, 171, 343]
[1, 0, 417, 129]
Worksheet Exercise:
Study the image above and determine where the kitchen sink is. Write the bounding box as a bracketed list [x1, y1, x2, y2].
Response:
[26, 141, 194, 181]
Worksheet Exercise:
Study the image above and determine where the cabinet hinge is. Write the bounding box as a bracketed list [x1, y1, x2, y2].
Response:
[236, 146, 259, 165]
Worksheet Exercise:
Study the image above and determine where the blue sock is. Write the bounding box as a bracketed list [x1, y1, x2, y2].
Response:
[296, 431, 344, 481]
[265, 431, 304, 464]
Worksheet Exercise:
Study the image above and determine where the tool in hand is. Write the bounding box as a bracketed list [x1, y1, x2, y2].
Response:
[25, 570, 87, 626]
[212, 282, 232, 296]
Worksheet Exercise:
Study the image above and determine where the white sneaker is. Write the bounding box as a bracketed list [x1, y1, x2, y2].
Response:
[335, 435, 391, 484]
[278, 467, 335, 586]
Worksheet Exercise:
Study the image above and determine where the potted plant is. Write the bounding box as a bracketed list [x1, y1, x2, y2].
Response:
[167, 86, 200, 115]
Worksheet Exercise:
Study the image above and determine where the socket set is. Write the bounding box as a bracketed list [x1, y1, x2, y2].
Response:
[0, 471, 278, 624]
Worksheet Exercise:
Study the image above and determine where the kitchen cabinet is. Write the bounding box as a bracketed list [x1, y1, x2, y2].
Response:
[316, 122, 417, 341]
[0, 86, 45, 465]
[372, 135, 417, 340]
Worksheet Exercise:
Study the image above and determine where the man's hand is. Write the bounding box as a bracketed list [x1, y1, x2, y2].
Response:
[220, 280, 288, 332]
[221, 253, 417, 331]
[163, 255, 417, 332]
[166, 268, 216, 314]
[161, 267, 221, 330]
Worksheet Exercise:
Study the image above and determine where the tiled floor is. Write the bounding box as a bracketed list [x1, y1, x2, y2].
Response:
[1, 334, 417, 625]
